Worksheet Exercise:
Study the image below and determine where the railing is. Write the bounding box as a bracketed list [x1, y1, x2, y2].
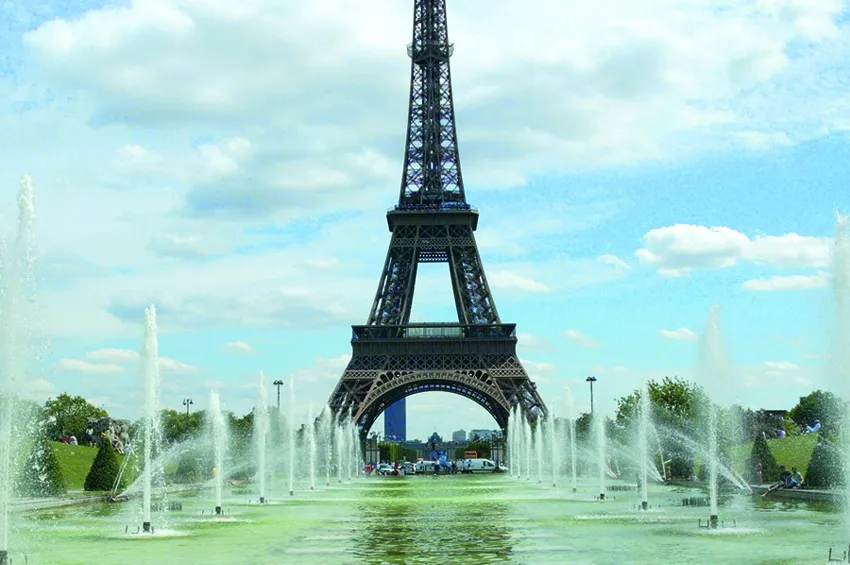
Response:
[352, 323, 516, 341]
[390, 202, 474, 212]
[407, 41, 454, 59]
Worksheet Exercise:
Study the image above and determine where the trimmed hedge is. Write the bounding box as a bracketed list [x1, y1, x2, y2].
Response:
[17, 435, 67, 497]
[747, 433, 780, 482]
[84, 443, 123, 491]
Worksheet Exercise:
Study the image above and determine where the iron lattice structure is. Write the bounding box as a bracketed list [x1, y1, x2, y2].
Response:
[327, 0, 547, 438]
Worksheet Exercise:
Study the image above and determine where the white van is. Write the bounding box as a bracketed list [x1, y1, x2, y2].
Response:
[461, 458, 499, 473]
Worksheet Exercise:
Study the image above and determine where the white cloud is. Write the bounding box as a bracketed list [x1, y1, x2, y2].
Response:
[148, 234, 224, 260]
[659, 327, 698, 341]
[764, 360, 800, 371]
[636, 224, 830, 276]
[516, 332, 554, 352]
[221, 341, 258, 355]
[488, 270, 551, 293]
[158, 357, 202, 375]
[590, 364, 628, 375]
[55, 358, 125, 375]
[597, 254, 631, 270]
[562, 330, 602, 348]
[85, 348, 140, 363]
[742, 272, 829, 291]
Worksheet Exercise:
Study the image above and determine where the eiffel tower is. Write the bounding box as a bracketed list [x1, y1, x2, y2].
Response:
[327, 0, 547, 439]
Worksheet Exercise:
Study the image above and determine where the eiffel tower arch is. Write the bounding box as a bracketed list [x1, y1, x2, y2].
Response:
[327, 0, 547, 439]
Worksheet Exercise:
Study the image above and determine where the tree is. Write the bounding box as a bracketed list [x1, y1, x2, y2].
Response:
[44, 393, 107, 441]
[789, 390, 844, 433]
[84, 443, 123, 492]
[159, 408, 205, 445]
[16, 434, 66, 496]
[173, 451, 203, 484]
[746, 432, 779, 483]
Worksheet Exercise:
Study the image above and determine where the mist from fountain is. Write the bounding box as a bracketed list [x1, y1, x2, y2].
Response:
[595, 409, 606, 499]
[140, 304, 163, 532]
[349, 421, 359, 478]
[336, 423, 345, 483]
[307, 404, 316, 490]
[254, 371, 269, 503]
[209, 390, 227, 514]
[831, 212, 850, 542]
[323, 409, 333, 486]
[508, 406, 519, 477]
[638, 382, 650, 509]
[0, 176, 36, 559]
[535, 421, 544, 484]
[288, 379, 296, 496]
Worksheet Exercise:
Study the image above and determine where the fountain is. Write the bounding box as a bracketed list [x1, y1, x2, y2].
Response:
[832, 212, 850, 547]
[336, 421, 345, 483]
[307, 404, 316, 491]
[288, 379, 296, 496]
[254, 371, 269, 504]
[566, 388, 578, 492]
[638, 382, 651, 510]
[595, 409, 606, 500]
[140, 304, 163, 533]
[699, 303, 727, 528]
[524, 415, 532, 481]
[0, 175, 36, 563]
[324, 410, 333, 486]
[209, 390, 228, 515]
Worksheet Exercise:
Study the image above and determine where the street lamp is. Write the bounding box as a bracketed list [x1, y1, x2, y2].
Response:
[182, 398, 193, 433]
[273, 380, 284, 411]
[586, 376, 597, 414]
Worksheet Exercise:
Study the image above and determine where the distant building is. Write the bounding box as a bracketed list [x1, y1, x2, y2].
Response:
[470, 429, 495, 441]
[384, 399, 406, 441]
[452, 429, 467, 443]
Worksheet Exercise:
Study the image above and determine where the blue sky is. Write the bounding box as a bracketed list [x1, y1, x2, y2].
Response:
[1, 0, 848, 440]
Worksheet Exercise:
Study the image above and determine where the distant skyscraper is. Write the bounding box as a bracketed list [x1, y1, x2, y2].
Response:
[452, 429, 467, 443]
[384, 399, 406, 441]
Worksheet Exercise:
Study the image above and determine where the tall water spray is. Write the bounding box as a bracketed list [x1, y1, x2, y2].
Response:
[831, 213, 850, 541]
[209, 390, 228, 515]
[548, 412, 560, 487]
[0, 175, 36, 560]
[595, 409, 607, 500]
[566, 388, 577, 492]
[288, 379, 296, 496]
[638, 382, 651, 510]
[324, 410, 333, 486]
[524, 416, 532, 481]
[254, 372, 269, 504]
[336, 423, 345, 483]
[307, 404, 316, 490]
[699, 303, 728, 528]
[535, 423, 544, 484]
[140, 305, 162, 533]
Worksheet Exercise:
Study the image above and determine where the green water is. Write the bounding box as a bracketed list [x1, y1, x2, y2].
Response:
[8, 476, 845, 564]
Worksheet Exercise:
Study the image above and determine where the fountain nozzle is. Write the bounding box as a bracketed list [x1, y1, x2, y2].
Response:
[709, 514, 718, 529]
[641, 501, 648, 511]
[142, 521, 151, 533]
[259, 497, 265, 504]
[571, 487, 576, 493]
[599, 493, 605, 501]
[214, 506, 222, 515]
[289, 490, 294, 496]
[0, 549, 8, 565]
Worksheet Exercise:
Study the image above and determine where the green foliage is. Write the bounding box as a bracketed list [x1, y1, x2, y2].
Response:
[16, 434, 66, 497]
[746, 433, 779, 482]
[789, 390, 844, 433]
[44, 393, 107, 441]
[160, 408, 206, 444]
[173, 451, 203, 484]
[84, 443, 123, 492]
[804, 434, 843, 488]
[455, 441, 491, 460]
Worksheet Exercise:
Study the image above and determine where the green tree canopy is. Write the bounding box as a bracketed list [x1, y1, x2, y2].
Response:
[789, 390, 844, 433]
[44, 393, 107, 441]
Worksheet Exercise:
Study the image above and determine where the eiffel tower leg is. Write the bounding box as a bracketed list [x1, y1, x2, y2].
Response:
[447, 225, 499, 325]
[367, 227, 418, 326]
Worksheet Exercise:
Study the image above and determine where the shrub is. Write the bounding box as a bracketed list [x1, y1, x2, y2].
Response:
[746, 433, 779, 483]
[84, 443, 123, 492]
[16, 435, 66, 497]
[173, 452, 203, 484]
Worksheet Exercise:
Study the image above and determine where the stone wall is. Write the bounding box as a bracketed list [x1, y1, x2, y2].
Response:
[86, 417, 131, 451]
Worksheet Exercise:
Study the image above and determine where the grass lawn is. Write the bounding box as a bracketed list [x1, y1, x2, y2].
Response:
[50, 441, 134, 492]
[726, 434, 818, 478]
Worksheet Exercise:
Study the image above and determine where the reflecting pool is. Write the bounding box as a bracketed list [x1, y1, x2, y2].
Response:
[11, 476, 843, 564]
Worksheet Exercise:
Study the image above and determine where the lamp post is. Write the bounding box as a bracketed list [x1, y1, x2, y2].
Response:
[182, 398, 193, 433]
[586, 376, 597, 414]
[273, 380, 284, 411]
